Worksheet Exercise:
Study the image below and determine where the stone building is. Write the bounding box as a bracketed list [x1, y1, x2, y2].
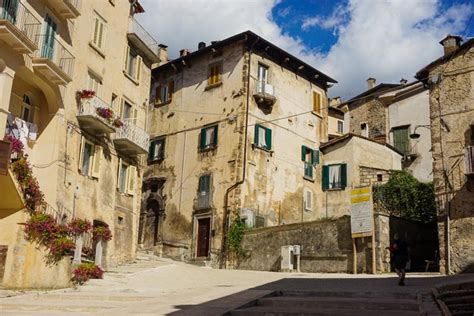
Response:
[140, 31, 337, 266]
[416, 35, 474, 274]
[0, 0, 156, 288]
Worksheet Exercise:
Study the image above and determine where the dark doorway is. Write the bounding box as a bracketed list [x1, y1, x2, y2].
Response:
[196, 217, 211, 258]
[142, 199, 163, 249]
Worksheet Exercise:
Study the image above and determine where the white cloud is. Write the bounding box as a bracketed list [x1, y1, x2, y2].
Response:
[136, 0, 473, 99]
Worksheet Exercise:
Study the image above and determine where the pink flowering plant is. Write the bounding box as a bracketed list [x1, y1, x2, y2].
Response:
[71, 262, 104, 285]
[4, 134, 24, 155]
[96, 107, 114, 121]
[68, 218, 92, 236]
[11, 157, 44, 213]
[77, 89, 96, 99]
[92, 226, 113, 242]
[47, 236, 75, 263]
[112, 118, 123, 128]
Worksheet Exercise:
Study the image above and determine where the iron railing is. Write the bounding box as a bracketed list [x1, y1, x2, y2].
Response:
[34, 34, 75, 78]
[464, 146, 474, 175]
[36, 202, 72, 225]
[197, 191, 211, 209]
[128, 17, 159, 55]
[115, 118, 150, 152]
[0, 0, 41, 47]
[256, 80, 275, 96]
[78, 95, 115, 128]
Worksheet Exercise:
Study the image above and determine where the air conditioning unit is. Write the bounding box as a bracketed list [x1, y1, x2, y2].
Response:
[281, 245, 301, 272]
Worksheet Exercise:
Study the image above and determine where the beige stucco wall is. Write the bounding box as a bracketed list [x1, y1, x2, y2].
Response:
[322, 137, 402, 218]
[388, 88, 433, 182]
[328, 115, 344, 138]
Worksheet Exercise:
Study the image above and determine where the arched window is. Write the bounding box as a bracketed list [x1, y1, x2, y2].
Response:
[21, 93, 32, 122]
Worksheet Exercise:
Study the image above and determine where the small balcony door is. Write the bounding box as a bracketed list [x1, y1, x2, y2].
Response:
[41, 15, 57, 59]
[1, 0, 19, 23]
[196, 217, 210, 258]
[257, 64, 268, 93]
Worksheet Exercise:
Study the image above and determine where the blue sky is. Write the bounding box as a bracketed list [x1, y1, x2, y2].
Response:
[139, 0, 474, 98]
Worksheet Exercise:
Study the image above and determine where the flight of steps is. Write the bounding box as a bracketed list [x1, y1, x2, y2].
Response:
[434, 281, 474, 316]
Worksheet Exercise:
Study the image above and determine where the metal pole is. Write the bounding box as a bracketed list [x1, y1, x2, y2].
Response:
[352, 237, 357, 274]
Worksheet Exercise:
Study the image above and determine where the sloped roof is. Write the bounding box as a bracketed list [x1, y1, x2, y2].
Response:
[319, 133, 403, 156]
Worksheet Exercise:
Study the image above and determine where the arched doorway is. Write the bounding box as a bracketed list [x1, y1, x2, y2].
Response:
[141, 197, 164, 249]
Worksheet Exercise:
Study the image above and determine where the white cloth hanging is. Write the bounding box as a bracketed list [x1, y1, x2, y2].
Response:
[329, 165, 341, 189]
[27, 122, 38, 141]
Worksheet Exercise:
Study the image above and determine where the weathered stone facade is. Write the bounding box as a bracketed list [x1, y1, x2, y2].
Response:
[416, 39, 474, 274]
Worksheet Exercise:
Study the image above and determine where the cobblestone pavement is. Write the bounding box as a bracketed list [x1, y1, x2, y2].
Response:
[1, 254, 472, 315]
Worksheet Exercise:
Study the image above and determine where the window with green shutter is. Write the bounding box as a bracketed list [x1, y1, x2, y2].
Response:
[254, 124, 272, 150]
[322, 163, 347, 191]
[148, 138, 165, 163]
[197, 174, 211, 209]
[392, 126, 410, 155]
[302, 145, 315, 179]
[199, 125, 218, 151]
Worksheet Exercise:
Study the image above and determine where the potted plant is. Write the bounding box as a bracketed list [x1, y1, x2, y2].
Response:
[92, 225, 113, 242]
[77, 90, 96, 99]
[112, 118, 124, 128]
[68, 218, 92, 236]
[71, 262, 104, 285]
[95, 107, 114, 121]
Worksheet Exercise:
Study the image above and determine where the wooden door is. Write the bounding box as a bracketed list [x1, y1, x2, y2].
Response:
[196, 218, 210, 258]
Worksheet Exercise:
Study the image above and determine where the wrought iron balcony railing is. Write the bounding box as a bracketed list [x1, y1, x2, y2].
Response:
[33, 34, 75, 83]
[114, 118, 149, 154]
[77, 95, 116, 134]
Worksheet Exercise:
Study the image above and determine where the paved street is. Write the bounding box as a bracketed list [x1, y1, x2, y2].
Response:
[1, 254, 472, 315]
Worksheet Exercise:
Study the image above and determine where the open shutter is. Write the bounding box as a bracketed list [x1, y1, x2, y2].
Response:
[213, 125, 218, 146]
[168, 81, 174, 102]
[117, 158, 122, 190]
[118, 97, 124, 119]
[91, 145, 102, 178]
[340, 163, 347, 189]
[127, 165, 137, 195]
[123, 45, 130, 72]
[78, 136, 85, 172]
[199, 128, 206, 150]
[136, 55, 143, 82]
[313, 150, 319, 165]
[132, 107, 138, 125]
[148, 140, 155, 162]
[265, 128, 272, 150]
[301, 146, 307, 161]
[322, 165, 329, 191]
[254, 125, 260, 145]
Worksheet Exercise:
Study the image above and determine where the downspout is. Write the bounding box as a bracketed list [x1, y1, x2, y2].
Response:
[220, 36, 259, 269]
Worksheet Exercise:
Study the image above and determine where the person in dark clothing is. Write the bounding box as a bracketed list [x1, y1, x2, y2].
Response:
[388, 233, 409, 286]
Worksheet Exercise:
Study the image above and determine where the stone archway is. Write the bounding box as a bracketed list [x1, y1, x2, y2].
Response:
[141, 197, 164, 249]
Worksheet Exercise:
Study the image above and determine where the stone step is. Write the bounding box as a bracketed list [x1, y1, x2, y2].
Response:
[443, 295, 474, 305]
[279, 290, 415, 300]
[256, 296, 419, 311]
[230, 305, 421, 316]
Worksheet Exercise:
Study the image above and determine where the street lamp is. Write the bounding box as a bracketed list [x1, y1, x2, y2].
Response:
[409, 125, 431, 139]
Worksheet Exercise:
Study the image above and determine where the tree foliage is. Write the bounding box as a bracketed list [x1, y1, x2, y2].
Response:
[373, 170, 437, 223]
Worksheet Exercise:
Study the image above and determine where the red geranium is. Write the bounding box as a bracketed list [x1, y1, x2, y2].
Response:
[92, 226, 112, 242]
[71, 262, 104, 285]
[4, 134, 24, 154]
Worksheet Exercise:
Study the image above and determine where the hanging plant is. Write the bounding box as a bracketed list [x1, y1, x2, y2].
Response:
[47, 236, 75, 263]
[11, 157, 44, 213]
[112, 118, 124, 128]
[4, 134, 24, 155]
[77, 90, 96, 99]
[24, 213, 69, 245]
[95, 107, 114, 121]
[93, 226, 112, 242]
[71, 262, 104, 285]
[68, 218, 92, 236]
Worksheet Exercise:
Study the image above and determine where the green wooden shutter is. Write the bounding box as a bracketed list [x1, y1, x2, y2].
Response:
[213, 125, 218, 146]
[254, 124, 260, 145]
[340, 163, 347, 189]
[301, 146, 307, 161]
[265, 127, 272, 150]
[148, 140, 155, 161]
[199, 128, 206, 150]
[313, 150, 319, 165]
[199, 175, 210, 192]
[322, 165, 329, 191]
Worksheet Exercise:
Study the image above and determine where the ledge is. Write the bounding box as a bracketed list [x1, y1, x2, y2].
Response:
[123, 71, 139, 85]
[154, 100, 171, 107]
[205, 82, 222, 91]
[89, 42, 106, 58]
[311, 111, 323, 119]
[251, 144, 273, 155]
[303, 176, 315, 183]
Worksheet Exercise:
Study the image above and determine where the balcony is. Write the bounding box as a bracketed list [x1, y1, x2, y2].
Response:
[0, 0, 41, 53]
[32, 35, 74, 85]
[253, 81, 277, 107]
[45, 0, 81, 19]
[77, 95, 116, 134]
[127, 17, 160, 64]
[464, 146, 474, 176]
[114, 119, 149, 156]
[195, 192, 211, 210]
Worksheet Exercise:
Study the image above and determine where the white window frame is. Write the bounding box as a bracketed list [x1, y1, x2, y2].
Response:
[337, 120, 344, 133]
[117, 159, 136, 195]
[91, 12, 107, 52]
[87, 71, 102, 97]
[304, 188, 313, 212]
[328, 164, 343, 189]
[78, 137, 102, 178]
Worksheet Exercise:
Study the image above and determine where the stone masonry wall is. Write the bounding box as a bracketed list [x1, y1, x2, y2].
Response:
[348, 99, 387, 140]
[359, 166, 390, 186]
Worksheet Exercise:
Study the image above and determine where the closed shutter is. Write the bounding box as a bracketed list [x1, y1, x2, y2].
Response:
[313, 149, 319, 165]
[265, 127, 272, 150]
[78, 136, 85, 172]
[322, 165, 329, 191]
[123, 45, 130, 72]
[117, 158, 122, 190]
[340, 163, 347, 189]
[213, 125, 218, 146]
[127, 165, 137, 195]
[313, 92, 321, 113]
[254, 125, 260, 145]
[91, 145, 102, 178]
[305, 190, 312, 211]
[168, 81, 174, 102]
[199, 128, 206, 150]
[148, 140, 155, 162]
[393, 127, 409, 154]
[136, 55, 143, 82]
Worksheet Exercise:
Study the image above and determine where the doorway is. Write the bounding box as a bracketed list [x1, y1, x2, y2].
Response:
[196, 217, 211, 258]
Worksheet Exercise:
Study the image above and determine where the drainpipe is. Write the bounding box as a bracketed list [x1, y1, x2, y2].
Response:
[219, 36, 259, 269]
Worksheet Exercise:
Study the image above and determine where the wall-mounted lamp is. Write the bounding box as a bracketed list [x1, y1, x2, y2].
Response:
[409, 125, 431, 139]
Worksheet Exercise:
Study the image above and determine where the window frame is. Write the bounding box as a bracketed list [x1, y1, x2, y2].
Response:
[337, 120, 344, 134]
[91, 12, 107, 54]
[197, 174, 212, 209]
[254, 124, 272, 151]
[87, 71, 102, 97]
[312, 91, 322, 115]
[155, 81, 174, 105]
[78, 137, 102, 179]
[206, 63, 222, 88]
[322, 163, 348, 191]
[148, 137, 165, 163]
[199, 124, 219, 151]
[304, 188, 313, 212]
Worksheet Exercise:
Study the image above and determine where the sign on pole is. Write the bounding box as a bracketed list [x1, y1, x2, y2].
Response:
[350, 186, 373, 238]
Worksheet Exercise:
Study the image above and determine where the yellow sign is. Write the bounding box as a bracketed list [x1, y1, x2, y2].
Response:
[351, 187, 370, 196]
[351, 195, 370, 203]
[350, 186, 373, 236]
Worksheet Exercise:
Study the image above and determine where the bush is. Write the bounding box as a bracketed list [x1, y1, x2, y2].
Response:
[68, 218, 92, 236]
[226, 214, 246, 257]
[11, 157, 44, 213]
[71, 262, 104, 285]
[93, 226, 112, 242]
[47, 236, 75, 263]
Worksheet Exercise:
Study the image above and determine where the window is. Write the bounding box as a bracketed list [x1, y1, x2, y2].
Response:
[117, 159, 136, 195]
[313, 91, 321, 114]
[304, 188, 313, 212]
[123, 45, 142, 82]
[254, 124, 272, 151]
[337, 120, 344, 134]
[257, 64, 269, 93]
[78, 137, 102, 178]
[393, 126, 410, 154]
[21, 94, 32, 122]
[322, 164, 347, 191]
[117, 99, 137, 123]
[111, 94, 117, 111]
[197, 174, 211, 209]
[155, 81, 174, 105]
[148, 138, 165, 163]
[255, 216, 265, 228]
[469, 124, 474, 146]
[199, 125, 218, 151]
[87, 71, 102, 96]
[208, 64, 221, 86]
[377, 174, 383, 182]
[91, 13, 106, 51]
[301, 146, 319, 179]
[361, 122, 369, 137]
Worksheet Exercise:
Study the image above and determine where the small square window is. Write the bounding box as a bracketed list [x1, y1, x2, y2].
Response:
[199, 125, 218, 151]
[254, 125, 272, 151]
[208, 64, 222, 86]
[377, 174, 383, 182]
[149, 138, 165, 163]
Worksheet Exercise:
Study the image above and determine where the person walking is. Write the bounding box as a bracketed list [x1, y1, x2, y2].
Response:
[388, 233, 409, 286]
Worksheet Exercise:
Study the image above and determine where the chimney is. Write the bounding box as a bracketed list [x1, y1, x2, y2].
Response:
[198, 42, 206, 50]
[367, 77, 376, 90]
[158, 44, 168, 65]
[400, 78, 407, 85]
[440, 35, 462, 56]
[179, 48, 190, 57]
